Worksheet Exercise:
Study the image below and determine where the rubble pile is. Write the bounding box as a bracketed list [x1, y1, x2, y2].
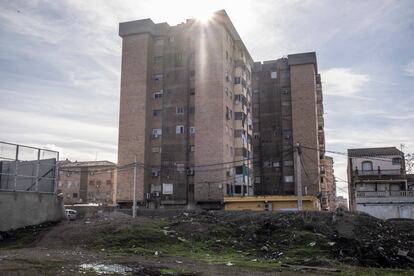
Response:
[170, 210, 414, 268]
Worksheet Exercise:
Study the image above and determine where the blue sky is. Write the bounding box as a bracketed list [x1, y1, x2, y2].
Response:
[1, 0, 413, 197]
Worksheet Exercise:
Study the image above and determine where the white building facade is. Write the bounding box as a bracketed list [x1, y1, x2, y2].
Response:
[347, 147, 414, 219]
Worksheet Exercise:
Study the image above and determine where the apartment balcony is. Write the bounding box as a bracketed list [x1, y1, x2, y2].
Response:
[235, 59, 247, 69]
[356, 190, 414, 209]
[353, 169, 404, 179]
[356, 190, 414, 198]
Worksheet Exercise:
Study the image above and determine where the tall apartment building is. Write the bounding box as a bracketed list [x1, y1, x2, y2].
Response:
[321, 156, 336, 211]
[252, 52, 325, 198]
[117, 10, 254, 208]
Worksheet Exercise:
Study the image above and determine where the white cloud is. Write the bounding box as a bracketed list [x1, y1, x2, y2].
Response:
[321, 68, 370, 97]
[404, 60, 414, 77]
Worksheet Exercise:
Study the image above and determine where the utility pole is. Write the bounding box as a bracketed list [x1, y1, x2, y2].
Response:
[295, 143, 303, 211]
[132, 155, 137, 218]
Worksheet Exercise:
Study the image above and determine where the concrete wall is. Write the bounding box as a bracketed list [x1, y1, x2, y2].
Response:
[357, 203, 414, 219]
[0, 191, 65, 231]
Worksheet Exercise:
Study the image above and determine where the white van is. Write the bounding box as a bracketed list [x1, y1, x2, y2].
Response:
[65, 209, 78, 221]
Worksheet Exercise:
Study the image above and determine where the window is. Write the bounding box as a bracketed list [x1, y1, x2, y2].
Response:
[234, 77, 241, 84]
[153, 56, 163, 63]
[152, 147, 161, 153]
[271, 71, 277, 79]
[225, 51, 228, 60]
[163, 183, 173, 194]
[190, 70, 195, 78]
[235, 112, 244, 120]
[284, 176, 293, 182]
[190, 145, 195, 152]
[176, 163, 185, 173]
[154, 39, 164, 46]
[235, 185, 241, 194]
[284, 160, 294, 166]
[392, 158, 402, 165]
[361, 161, 373, 171]
[154, 90, 163, 99]
[152, 168, 160, 177]
[175, 53, 182, 66]
[153, 110, 162, 117]
[189, 126, 196, 134]
[152, 128, 162, 136]
[272, 162, 280, 168]
[106, 180, 111, 185]
[235, 166, 243, 175]
[190, 88, 195, 95]
[176, 125, 184, 134]
[73, 193, 78, 198]
[176, 106, 185, 114]
[153, 74, 163, 82]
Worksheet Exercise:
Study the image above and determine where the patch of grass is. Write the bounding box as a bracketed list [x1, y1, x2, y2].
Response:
[159, 267, 196, 275]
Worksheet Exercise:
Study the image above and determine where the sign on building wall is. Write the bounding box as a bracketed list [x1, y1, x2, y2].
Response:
[162, 183, 173, 195]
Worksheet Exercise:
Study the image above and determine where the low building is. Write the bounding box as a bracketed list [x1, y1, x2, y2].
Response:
[335, 196, 348, 210]
[347, 147, 414, 219]
[58, 160, 116, 205]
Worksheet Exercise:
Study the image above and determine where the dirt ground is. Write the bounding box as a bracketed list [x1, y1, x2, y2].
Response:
[1, 210, 413, 275]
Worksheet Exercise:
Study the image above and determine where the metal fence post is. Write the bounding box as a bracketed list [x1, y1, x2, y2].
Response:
[14, 145, 19, 191]
[35, 149, 40, 192]
[54, 152, 59, 193]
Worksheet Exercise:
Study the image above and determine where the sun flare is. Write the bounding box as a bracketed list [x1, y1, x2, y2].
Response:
[193, 10, 213, 23]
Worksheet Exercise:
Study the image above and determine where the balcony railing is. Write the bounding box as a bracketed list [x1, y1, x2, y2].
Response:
[356, 191, 414, 198]
[354, 169, 403, 177]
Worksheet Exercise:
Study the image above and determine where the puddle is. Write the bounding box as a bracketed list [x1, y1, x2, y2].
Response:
[79, 263, 133, 275]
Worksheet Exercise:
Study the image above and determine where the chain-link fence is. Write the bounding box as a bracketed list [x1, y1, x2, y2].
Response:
[0, 141, 59, 193]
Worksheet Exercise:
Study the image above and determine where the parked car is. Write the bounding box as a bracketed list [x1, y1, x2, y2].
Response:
[65, 209, 78, 221]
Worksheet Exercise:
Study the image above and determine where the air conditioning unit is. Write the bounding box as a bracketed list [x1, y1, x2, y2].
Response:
[152, 134, 159, 138]
[187, 169, 194, 176]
